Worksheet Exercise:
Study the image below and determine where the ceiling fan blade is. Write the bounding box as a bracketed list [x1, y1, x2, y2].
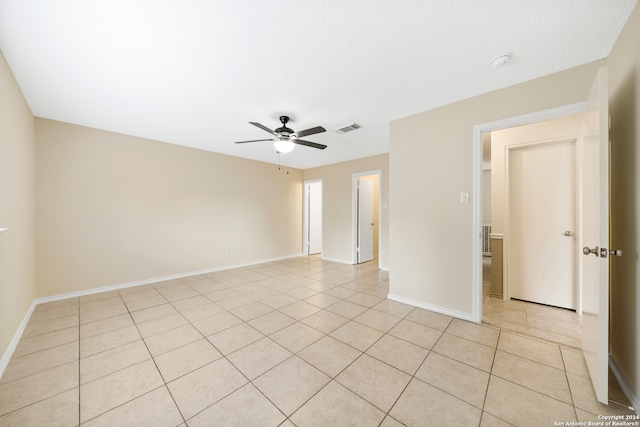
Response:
[293, 139, 327, 150]
[295, 126, 326, 138]
[249, 122, 278, 136]
[235, 138, 276, 144]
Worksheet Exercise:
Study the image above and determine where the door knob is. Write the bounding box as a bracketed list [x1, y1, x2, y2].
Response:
[583, 246, 623, 258]
[609, 249, 623, 257]
[583, 246, 599, 257]
[564, 231, 574, 236]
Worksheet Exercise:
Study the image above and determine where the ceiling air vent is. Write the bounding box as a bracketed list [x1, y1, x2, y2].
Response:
[334, 123, 361, 134]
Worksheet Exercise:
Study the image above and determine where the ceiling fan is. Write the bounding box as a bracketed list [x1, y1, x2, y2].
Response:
[235, 116, 327, 153]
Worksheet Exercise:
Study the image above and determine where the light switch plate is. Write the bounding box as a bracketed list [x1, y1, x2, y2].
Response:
[460, 192, 470, 204]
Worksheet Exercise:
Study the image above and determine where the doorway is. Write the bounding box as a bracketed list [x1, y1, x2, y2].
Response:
[352, 171, 381, 265]
[303, 180, 322, 256]
[475, 69, 614, 405]
[472, 102, 586, 324]
[478, 117, 584, 349]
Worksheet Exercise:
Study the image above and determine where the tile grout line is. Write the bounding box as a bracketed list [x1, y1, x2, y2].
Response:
[138, 267, 328, 424]
[482, 318, 582, 351]
[478, 328, 506, 426]
[214, 302, 361, 423]
[81, 288, 195, 425]
[380, 315, 453, 426]
[560, 344, 581, 422]
[394, 319, 509, 425]
[15, 260, 612, 422]
[481, 323, 603, 423]
[85, 274, 399, 425]
[174, 298, 318, 423]
[125, 289, 191, 426]
[1, 260, 386, 425]
[194, 276, 395, 424]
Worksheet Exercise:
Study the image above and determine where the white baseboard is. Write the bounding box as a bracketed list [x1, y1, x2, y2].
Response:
[0, 300, 36, 380]
[319, 256, 352, 265]
[319, 257, 389, 272]
[1, 253, 304, 379]
[609, 355, 640, 415]
[387, 293, 475, 323]
[35, 253, 305, 305]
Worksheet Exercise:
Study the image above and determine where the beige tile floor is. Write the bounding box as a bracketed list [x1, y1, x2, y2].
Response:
[481, 258, 582, 349]
[0, 256, 635, 426]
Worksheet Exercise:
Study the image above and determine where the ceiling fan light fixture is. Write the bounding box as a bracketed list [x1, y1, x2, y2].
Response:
[274, 139, 295, 153]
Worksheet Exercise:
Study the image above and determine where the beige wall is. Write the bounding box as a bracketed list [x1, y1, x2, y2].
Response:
[0, 52, 36, 365]
[608, 0, 640, 405]
[389, 60, 605, 316]
[35, 119, 303, 297]
[303, 154, 388, 269]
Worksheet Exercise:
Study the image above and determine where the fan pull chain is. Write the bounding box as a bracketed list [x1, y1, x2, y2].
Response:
[277, 152, 289, 174]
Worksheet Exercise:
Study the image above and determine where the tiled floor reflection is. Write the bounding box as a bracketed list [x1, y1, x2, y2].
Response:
[0, 256, 635, 426]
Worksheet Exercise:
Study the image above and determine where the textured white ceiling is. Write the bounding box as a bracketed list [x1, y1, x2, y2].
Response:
[0, 1, 636, 169]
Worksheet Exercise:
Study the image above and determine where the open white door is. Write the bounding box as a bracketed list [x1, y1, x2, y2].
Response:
[357, 177, 374, 263]
[308, 182, 322, 254]
[580, 66, 611, 404]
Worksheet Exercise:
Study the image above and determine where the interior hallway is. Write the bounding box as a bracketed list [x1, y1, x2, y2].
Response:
[0, 256, 635, 426]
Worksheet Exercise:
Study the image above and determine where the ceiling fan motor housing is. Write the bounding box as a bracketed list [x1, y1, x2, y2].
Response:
[276, 116, 294, 137]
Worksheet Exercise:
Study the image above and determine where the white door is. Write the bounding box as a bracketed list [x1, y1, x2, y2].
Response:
[357, 177, 374, 263]
[308, 182, 322, 254]
[508, 140, 576, 309]
[580, 66, 611, 404]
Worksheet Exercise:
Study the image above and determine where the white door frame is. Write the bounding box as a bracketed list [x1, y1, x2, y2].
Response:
[352, 170, 382, 266]
[303, 179, 323, 255]
[504, 137, 579, 309]
[471, 102, 586, 323]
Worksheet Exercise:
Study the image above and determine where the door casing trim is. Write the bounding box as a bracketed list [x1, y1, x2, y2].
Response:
[352, 169, 382, 266]
[471, 102, 586, 323]
[303, 179, 323, 255]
